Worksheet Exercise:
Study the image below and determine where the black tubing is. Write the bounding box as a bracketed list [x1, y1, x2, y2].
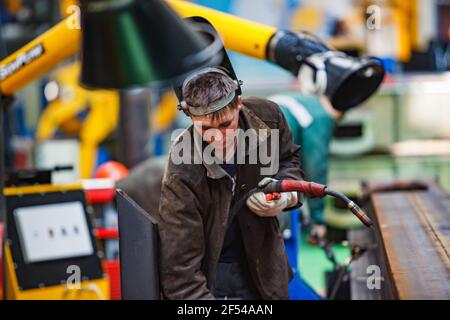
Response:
[325, 188, 373, 228]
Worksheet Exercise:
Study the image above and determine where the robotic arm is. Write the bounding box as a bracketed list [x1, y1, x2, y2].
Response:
[1, 0, 384, 111]
[169, 0, 385, 112]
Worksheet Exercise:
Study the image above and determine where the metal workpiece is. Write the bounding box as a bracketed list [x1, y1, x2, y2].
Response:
[352, 180, 450, 300]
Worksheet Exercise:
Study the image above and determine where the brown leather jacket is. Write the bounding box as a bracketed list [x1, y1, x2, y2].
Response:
[158, 97, 303, 300]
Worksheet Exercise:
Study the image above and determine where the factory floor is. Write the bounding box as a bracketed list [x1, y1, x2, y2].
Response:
[298, 233, 351, 297]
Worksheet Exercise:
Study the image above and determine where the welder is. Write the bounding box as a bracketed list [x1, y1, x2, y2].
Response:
[158, 67, 303, 300]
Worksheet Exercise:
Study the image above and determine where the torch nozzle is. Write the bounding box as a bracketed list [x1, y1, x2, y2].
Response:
[324, 188, 373, 228]
[347, 201, 373, 228]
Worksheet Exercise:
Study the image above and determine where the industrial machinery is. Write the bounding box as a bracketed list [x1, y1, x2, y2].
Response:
[84, 175, 121, 300]
[3, 172, 109, 300]
[0, 0, 386, 173]
[168, 1, 384, 112]
[37, 61, 120, 178]
[0, 0, 385, 300]
[0, 1, 384, 107]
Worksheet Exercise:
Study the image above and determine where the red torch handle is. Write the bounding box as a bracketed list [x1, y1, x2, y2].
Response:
[263, 180, 327, 198]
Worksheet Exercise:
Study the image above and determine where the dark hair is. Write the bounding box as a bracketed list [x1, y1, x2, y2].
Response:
[183, 72, 239, 120]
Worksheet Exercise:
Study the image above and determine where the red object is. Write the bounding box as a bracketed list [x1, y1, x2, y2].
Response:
[103, 260, 121, 300]
[98, 230, 121, 299]
[265, 192, 281, 201]
[280, 180, 326, 198]
[95, 227, 119, 240]
[94, 161, 129, 181]
[85, 188, 116, 204]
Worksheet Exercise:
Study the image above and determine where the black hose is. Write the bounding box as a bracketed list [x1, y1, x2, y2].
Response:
[325, 188, 373, 228]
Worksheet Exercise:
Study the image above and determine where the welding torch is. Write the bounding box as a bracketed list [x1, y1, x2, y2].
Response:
[262, 179, 373, 228]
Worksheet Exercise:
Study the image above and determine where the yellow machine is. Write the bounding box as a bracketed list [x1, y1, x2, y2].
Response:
[0, 0, 385, 112]
[36, 61, 119, 178]
[36, 61, 177, 178]
[3, 184, 109, 300]
[4, 245, 109, 300]
[0, 0, 284, 96]
[151, 91, 179, 133]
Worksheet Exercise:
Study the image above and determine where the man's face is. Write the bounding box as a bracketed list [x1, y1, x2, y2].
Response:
[191, 98, 242, 159]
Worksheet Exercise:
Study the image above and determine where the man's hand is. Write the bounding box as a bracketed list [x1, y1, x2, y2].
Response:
[246, 178, 298, 217]
[307, 224, 327, 245]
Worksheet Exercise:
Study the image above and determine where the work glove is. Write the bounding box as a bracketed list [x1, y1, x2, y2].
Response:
[246, 178, 298, 217]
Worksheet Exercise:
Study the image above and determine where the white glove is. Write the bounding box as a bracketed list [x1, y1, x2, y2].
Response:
[246, 178, 298, 217]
